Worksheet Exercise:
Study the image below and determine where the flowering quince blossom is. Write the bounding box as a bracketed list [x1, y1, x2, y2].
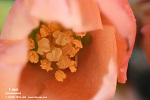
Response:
[141, 24, 150, 64]
[0, 0, 136, 100]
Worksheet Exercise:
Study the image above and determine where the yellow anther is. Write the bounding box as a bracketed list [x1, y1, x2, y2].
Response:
[53, 30, 71, 46]
[46, 48, 62, 61]
[48, 23, 61, 33]
[41, 24, 48, 29]
[40, 27, 50, 38]
[64, 31, 73, 36]
[75, 32, 86, 38]
[40, 59, 52, 72]
[37, 38, 50, 55]
[69, 61, 77, 72]
[72, 39, 83, 48]
[56, 56, 71, 69]
[69, 47, 80, 57]
[61, 44, 72, 55]
[28, 38, 35, 50]
[36, 33, 42, 41]
[69, 66, 77, 72]
[55, 70, 66, 82]
[40, 24, 50, 37]
[29, 51, 39, 63]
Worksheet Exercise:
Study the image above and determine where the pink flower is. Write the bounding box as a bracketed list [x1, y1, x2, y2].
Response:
[141, 24, 150, 64]
[135, 0, 150, 65]
[0, 0, 136, 100]
[133, 0, 150, 64]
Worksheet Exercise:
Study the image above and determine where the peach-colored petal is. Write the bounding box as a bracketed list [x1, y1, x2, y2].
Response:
[30, 0, 103, 32]
[115, 32, 128, 83]
[0, 40, 27, 100]
[71, 0, 103, 31]
[18, 25, 117, 100]
[0, 0, 38, 98]
[97, 0, 136, 83]
[0, 0, 37, 95]
[0, 0, 39, 91]
[0, 40, 27, 65]
[18, 63, 50, 97]
[0, 64, 23, 100]
[0, 0, 39, 40]
[141, 24, 150, 64]
[43, 26, 117, 100]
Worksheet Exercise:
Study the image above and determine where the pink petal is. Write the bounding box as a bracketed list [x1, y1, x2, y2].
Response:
[0, 40, 27, 65]
[0, 0, 38, 98]
[0, 0, 38, 96]
[0, 40, 27, 100]
[97, 0, 136, 83]
[0, 64, 22, 100]
[30, 0, 103, 32]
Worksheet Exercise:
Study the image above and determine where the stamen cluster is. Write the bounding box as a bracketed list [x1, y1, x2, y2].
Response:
[28, 23, 85, 82]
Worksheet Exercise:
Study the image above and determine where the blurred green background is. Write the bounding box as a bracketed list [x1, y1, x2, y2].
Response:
[0, 0, 14, 32]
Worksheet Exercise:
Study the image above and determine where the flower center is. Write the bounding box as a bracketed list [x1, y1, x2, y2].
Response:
[28, 22, 87, 82]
